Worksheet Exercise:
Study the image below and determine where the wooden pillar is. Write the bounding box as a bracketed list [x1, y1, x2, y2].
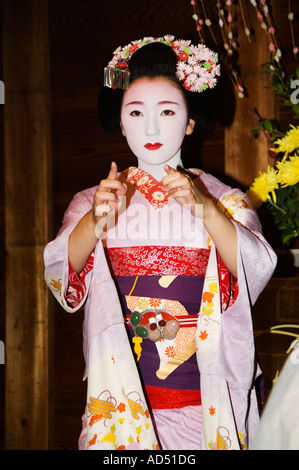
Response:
[224, 4, 277, 188]
[2, 0, 53, 449]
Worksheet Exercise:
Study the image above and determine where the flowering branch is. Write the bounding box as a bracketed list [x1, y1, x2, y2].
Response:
[249, 108, 282, 157]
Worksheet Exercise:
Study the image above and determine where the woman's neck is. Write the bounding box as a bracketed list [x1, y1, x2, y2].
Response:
[137, 151, 184, 182]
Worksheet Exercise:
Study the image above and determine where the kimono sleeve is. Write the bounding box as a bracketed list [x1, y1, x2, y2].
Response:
[43, 187, 96, 313]
[218, 187, 277, 305]
[200, 172, 277, 305]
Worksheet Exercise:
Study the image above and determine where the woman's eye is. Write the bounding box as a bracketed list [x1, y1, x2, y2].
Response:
[130, 110, 143, 117]
[161, 109, 175, 116]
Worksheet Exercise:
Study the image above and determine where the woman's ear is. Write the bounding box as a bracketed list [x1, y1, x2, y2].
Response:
[120, 121, 126, 137]
[185, 118, 195, 136]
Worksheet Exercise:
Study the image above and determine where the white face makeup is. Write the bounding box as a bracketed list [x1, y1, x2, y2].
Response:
[120, 77, 194, 179]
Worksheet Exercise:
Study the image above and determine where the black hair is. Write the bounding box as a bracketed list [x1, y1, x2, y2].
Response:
[98, 42, 217, 133]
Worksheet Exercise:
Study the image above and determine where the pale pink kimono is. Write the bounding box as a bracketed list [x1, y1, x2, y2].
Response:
[44, 168, 277, 450]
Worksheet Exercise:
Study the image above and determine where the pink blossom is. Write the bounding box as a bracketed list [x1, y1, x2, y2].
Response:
[257, 12, 263, 21]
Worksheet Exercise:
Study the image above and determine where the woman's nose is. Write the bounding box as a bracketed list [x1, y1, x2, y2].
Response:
[145, 116, 160, 136]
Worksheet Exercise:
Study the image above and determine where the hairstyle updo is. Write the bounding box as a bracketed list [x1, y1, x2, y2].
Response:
[98, 42, 217, 133]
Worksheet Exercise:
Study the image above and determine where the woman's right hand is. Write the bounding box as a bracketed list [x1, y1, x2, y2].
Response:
[93, 161, 127, 224]
[69, 161, 127, 274]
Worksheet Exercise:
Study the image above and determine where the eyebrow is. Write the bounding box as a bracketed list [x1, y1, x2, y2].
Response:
[158, 101, 180, 105]
[125, 101, 144, 106]
[125, 100, 180, 106]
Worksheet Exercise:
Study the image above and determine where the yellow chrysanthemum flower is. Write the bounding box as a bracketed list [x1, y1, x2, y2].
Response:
[271, 125, 299, 156]
[276, 154, 299, 187]
[249, 166, 278, 203]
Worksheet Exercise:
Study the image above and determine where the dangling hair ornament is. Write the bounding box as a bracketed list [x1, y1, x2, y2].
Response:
[104, 34, 220, 93]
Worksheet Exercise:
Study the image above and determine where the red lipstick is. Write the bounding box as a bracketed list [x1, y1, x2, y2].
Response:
[144, 143, 163, 150]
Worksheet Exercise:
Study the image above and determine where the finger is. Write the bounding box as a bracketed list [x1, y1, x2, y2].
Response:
[162, 165, 189, 188]
[99, 179, 125, 192]
[95, 190, 118, 203]
[164, 164, 176, 175]
[171, 188, 190, 199]
[162, 175, 189, 194]
[177, 167, 196, 181]
[161, 169, 180, 190]
[95, 204, 114, 217]
[116, 182, 127, 196]
[107, 161, 118, 180]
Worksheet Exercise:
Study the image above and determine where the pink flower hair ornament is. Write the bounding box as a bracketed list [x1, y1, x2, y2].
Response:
[104, 35, 220, 93]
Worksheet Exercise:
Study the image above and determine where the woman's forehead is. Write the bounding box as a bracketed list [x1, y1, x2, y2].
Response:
[123, 77, 185, 104]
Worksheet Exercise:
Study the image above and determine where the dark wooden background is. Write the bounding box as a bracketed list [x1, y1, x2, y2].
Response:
[0, 0, 298, 450]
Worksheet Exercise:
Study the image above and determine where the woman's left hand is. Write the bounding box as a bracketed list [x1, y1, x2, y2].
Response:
[161, 164, 209, 217]
[161, 164, 238, 277]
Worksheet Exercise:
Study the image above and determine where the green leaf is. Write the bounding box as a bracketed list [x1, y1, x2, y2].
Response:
[262, 119, 274, 131]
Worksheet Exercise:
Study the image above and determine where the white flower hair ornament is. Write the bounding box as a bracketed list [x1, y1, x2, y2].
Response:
[104, 35, 220, 93]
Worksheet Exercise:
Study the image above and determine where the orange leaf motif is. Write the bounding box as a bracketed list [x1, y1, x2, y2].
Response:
[88, 434, 97, 446]
[199, 330, 208, 341]
[89, 414, 103, 427]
